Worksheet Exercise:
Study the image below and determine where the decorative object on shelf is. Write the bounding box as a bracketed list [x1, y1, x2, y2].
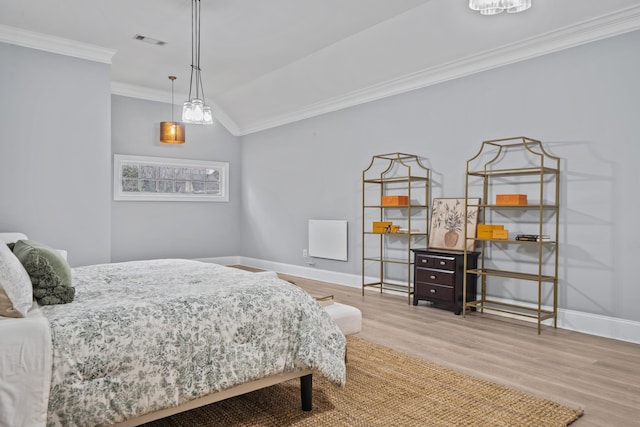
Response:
[428, 198, 479, 251]
[362, 153, 429, 304]
[113, 154, 229, 202]
[463, 136, 560, 334]
[381, 195, 409, 206]
[182, 0, 214, 125]
[469, 0, 531, 15]
[496, 194, 527, 205]
[480, 224, 509, 239]
[515, 234, 550, 242]
[160, 76, 186, 144]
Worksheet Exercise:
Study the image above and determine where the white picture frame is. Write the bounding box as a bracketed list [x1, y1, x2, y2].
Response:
[113, 154, 229, 202]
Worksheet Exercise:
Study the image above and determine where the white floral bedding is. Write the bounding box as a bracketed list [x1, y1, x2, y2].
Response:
[40, 259, 346, 426]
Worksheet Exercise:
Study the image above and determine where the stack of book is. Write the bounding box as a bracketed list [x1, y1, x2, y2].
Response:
[515, 234, 551, 242]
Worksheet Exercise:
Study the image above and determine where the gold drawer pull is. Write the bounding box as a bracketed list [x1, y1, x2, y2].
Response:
[439, 261, 446, 265]
[430, 275, 436, 280]
[421, 259, 427, 263]
[430, 289, 436, 293]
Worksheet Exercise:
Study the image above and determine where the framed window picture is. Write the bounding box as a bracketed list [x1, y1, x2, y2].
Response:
[428, 198, 479, 251]
[113, 154, 229, 202]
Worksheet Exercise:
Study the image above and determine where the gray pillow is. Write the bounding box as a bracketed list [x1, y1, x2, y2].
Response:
[12, 240, 75, 305]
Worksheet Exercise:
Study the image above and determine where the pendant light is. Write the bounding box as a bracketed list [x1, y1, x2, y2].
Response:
[182, 0, 214, 125]
[160, 76, 186, 144]
[469, 0, 532, 15]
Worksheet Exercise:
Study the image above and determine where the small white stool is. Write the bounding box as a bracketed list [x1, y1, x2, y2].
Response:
[252, 271, 362, 336]
[322, 302, 362, 336]
[322, 301, 361, 362]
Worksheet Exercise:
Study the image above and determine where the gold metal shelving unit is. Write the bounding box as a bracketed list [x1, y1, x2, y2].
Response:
[362, 153, 429, 304]
[462, 137, 560, 333]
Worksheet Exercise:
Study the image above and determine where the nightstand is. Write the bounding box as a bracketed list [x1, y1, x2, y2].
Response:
[412, 249, 479, 315]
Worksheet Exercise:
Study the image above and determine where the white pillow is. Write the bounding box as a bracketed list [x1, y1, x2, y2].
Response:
[0, 243, 33, 317]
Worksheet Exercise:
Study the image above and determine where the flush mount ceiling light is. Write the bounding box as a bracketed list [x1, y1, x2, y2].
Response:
[469, 0, 532, 15]
[160, 76, 186, 144]
[182, 0, 214, 125]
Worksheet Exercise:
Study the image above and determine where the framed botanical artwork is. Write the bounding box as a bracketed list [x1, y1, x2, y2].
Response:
[428, 198, 480, 251]
[113, 154, 229, 202]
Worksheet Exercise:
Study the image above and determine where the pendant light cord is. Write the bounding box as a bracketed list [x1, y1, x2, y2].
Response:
[196, 0, 206, 102]
[187, 0, 207, 102]
[188, 0, 195, 100]
[171, 77, 174, 122]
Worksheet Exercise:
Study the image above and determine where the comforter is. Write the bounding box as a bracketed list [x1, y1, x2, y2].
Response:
[40, 260, 346, 426]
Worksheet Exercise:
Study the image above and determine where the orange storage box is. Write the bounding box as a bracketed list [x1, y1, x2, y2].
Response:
[372, 221, 393, 233]
[492, 229, 509, 240]
[477, 224, 503, 239]
[496, 194, 528, 205]
[381, 195, 409, 206]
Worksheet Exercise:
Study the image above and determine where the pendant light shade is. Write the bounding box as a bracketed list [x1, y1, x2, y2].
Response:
[160, 76, 186, 144]
[182, 0, 214, 125]
[160, 121, 185, 144]
[469, 0, 532, 15]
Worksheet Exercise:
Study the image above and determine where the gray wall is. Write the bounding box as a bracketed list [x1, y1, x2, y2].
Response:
[110, 95, 242, 262]
[240, 30, 640, 323]
[0, 42, 111, 266]
[2, 31, 639, 328]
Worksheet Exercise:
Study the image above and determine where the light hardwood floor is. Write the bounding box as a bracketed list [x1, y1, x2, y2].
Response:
[239, 267, 640, 426]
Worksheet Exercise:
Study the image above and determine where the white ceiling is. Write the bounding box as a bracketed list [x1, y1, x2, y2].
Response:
[1, 0, 640, 135]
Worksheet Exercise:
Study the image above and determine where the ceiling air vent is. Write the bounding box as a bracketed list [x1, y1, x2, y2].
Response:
[133, 34, 166, 46]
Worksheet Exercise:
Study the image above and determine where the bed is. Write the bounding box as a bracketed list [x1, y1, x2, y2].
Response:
[0, 233, 346, 427]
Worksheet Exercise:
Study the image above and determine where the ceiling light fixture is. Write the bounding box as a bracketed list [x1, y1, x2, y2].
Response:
[182, 0, 214, 125]
[469, 0, 531, 15]
[160, 76, 186, 144]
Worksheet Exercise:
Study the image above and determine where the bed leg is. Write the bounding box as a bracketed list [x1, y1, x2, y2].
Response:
[300, 374, 312, 411]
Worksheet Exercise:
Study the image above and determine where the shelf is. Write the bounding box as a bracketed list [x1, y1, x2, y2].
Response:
[467, 166, 559, 177]
[469, 238, 557, 245]
[363, 281, 414, 294]
[465, 299, 556, 321]
[468, 203, 557, 209]
[363, 256, 415, 264]
[363, 176, 429, 184]
[362, 152, 429, 304]
[467, 268, 556, 282]
[364, 232, 427, 237]
[363, 204, 428, 209]
[463, 137, 560, 334]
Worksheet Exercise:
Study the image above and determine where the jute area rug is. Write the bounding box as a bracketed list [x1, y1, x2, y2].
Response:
[145, 336, 583, 427]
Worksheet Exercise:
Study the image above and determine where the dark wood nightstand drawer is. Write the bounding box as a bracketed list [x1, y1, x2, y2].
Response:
[416, 268, 455, 286]
[414, 282, 454, 303]
[415, 254, 455, 270]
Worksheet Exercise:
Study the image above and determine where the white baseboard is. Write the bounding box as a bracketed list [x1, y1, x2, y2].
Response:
[198, 256, 640, 345]
[193, 256, 242, 266]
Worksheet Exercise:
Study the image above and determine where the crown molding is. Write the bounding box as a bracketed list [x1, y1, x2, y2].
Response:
[111, 81, 242, 135]
[111, 82, 170, 104]
[0, 24, 115, 64]
[97, 4, 640, 136]
[236, 4, 640, 135]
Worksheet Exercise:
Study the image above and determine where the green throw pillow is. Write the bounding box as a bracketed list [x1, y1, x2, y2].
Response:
[12, 239, 75, 305]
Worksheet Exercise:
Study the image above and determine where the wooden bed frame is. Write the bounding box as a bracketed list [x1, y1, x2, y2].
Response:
[114, 370, 313, 426]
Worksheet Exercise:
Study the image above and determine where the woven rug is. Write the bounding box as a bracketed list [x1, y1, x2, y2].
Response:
[144, 336, 583, 427]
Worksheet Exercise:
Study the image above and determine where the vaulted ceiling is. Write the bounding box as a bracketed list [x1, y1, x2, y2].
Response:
[1, 0, 640, 135]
